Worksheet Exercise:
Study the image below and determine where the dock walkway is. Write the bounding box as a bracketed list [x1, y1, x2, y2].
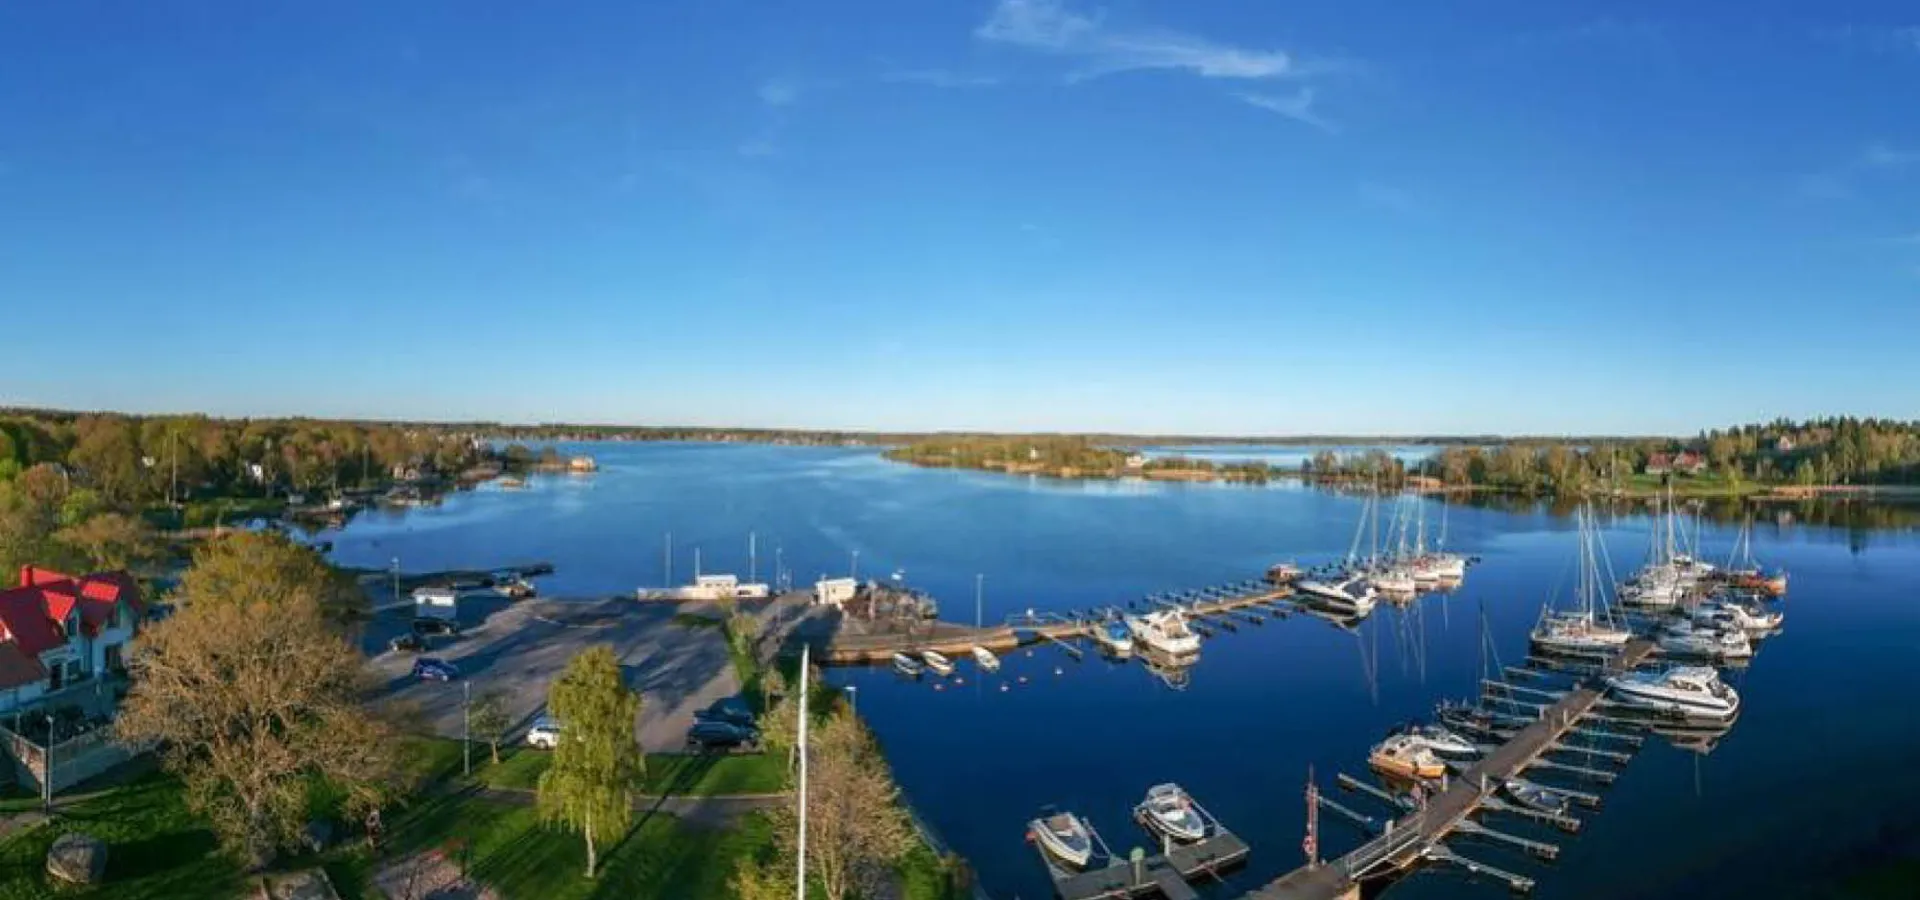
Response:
[823, 587, 1293, 664]
[1245, 639, 1656, 900]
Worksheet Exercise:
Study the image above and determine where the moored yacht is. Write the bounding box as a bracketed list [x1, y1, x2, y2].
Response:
[1369, 734, 1447, 781]
[971, 645, 1001, 671]
[1296, 572, 1378, 614]
[892, 652, 924, 676]
[1657, 620, 1752, 661]
[1605, 666, 1740, 722]
[1367, 565, 1418, 595]
[1398, 723, 1479, 758]
[1136, 783, 1207, 843]
[1126, 608, 1202, 658]
[1692, 599, 1783, 635]
[1532, 504, 1634, 655]
[1028, 810, 1094, 869]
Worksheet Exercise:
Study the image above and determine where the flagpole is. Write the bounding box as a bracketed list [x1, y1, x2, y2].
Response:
[796, 643, 809, 899]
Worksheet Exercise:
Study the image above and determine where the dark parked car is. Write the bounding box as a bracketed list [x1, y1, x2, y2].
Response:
[411, 658, 459, 682]
[687, 720, 758, 750]
[693, 698, 756, 729]
[411, 617, 460, 637]
[390, 633, 427, 653]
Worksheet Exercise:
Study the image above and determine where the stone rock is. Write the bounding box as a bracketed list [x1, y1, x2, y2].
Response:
[46, 831, 107, 885]
[259, 869, 341, 900]
[301, 819, 334, 853]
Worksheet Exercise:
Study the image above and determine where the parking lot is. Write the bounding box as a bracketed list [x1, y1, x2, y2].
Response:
[363, 594, 745, 752]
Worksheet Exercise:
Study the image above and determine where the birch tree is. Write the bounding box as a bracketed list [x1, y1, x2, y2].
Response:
[771, 707, 915, 900]
[536, 645, 643, 878]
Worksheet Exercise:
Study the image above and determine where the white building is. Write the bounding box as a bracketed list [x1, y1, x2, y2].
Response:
[637, 573, 770, 602]
[412, 586, 459, 621]
[813, 577, 858, 607]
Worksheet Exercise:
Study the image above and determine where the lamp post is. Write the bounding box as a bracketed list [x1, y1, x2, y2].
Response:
[845, 684, 858, 717]
[850, 549, 860, 581]
[42, 712, 54, 814]
[462, 680, 472, 777]
[390, 557, 400, 610]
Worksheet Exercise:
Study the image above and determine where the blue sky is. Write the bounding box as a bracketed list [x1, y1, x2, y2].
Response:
[2, 1, 1917, 435]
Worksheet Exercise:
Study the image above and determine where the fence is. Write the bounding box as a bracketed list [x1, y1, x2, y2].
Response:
[0, 720, 151, 795]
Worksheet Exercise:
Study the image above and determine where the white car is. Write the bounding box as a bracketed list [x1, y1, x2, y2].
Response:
[526, 718, 561, 749]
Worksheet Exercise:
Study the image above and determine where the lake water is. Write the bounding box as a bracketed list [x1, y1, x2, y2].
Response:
[317, 443, 1920, 900]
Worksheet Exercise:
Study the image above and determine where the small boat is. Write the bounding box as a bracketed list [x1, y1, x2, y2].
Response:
[1399, 724, 1479, 758]
[921, 650, 955, 676]
[1266, 562, 1303, 585]
[1092, 618, 1134, 657]
[1296, 573, 1378, 614]
[892, 652, 924, 676]
[1605, 666, 1741, 723]
[1126, 609, 1202, 658]
[1137, 783, 1206, 843]
[1028, 810, 1094, 869]
[1693, 599, 1782, 635]
[1504, 779, 1572, 816]
[970, 645, 1001, 671]
[1657, 621, 1753, 661]
[1369, 734, 1446, 781]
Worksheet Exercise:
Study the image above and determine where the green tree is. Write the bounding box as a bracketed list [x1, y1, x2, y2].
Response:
[55, 512, 157, 572]
[177, 531, 367, 620]
[537, 645, 644, 878]
[69, 416, 145, 506]
[471, 689, 512, 765]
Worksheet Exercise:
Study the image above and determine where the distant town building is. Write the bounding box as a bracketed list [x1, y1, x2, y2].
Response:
[1124, 453, 1148, 470]
[567, 455, 598, 473]
[638, 573, 770, 602]
[1774, 435, 1795, 454]
[1645, 451, 1708, 476]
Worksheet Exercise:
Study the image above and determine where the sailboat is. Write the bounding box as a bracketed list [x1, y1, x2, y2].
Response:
[1531, 505, 1635, 655]
[1299, 491, 1382, 613]
[1621, 487, 1708, 608]
[1724, 516, 1789, 596]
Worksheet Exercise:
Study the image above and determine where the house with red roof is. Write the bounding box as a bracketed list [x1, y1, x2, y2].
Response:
[0, 566, 145, 713]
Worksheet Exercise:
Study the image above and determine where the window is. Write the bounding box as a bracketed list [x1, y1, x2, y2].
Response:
[105, 644, 124, 674]
[48, 665, 63, 692]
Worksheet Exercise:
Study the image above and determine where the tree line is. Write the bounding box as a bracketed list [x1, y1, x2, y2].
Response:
[1303, 417, 1920, 494]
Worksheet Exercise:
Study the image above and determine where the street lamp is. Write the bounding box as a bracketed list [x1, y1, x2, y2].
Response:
[850, 549, 860, 581]
[42, 712, 54, 814]
[391, 557, 401, 610]
[462, 680, 472, 777]
[845, 685, 858, 717]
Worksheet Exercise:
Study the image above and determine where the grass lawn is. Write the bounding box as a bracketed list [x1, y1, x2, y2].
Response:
[375, 791, 769, 900]
[669, 612, 722, 629]
[483, 747, 787, 796]
[0, 774, 242, 900]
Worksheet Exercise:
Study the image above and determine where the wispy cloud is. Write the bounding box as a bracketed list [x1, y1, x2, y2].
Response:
[757, 77, 801, 107]
[1816, 25, 1920, 55]
[976, 0, 1296, 80]
[1237, 89, 1336, 132]
[885, 69, 1004, 88]
[1801, 142, 1918, 199]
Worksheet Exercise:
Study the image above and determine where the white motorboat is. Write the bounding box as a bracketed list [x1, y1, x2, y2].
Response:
[1126, 609, 1202, 658]
[1136, 783, 1206, 843]
[1369, 734, 1447, 781]
[1092, 618, 1134, 657]
[1657, 621, 1752, 660]
[892, 652, 924, 676]
[1693, 600, 1782, 635]
[1606, 666, 1740, 722]
[920, 649, 955, 676]
[1028, 810, 1094, 869]
[1296, 573, 1378, 614]
[970, 645, 1001, 672]
[1400, 724, 1479, 758]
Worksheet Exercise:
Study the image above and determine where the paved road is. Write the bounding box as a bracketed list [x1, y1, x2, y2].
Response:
[362, 596, 742, 752]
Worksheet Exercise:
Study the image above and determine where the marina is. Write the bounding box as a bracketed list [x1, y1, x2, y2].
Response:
[309, 442, 1920, 900]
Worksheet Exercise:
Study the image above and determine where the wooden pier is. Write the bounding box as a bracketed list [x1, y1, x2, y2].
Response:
[1245, 638, 1657, 900]
[822, 586, 1294, 665]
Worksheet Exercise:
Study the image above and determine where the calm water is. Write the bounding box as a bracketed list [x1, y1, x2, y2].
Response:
[318, 443, 1920, 900]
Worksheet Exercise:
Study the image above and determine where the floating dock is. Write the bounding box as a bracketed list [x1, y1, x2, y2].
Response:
[1042, 793, 1252, 900]
[823, 584, 1294, 665]
[1244, 638, 1658, 900]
